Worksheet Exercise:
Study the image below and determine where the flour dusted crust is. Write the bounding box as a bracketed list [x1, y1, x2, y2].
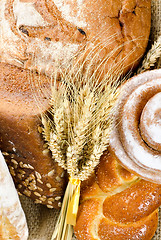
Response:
[0, 0, 151, 77]
[0, 150, 28, 240]
[75, 150, 161, 240]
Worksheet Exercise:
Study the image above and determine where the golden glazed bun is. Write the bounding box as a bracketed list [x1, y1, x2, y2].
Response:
[0, 0, 151, 77]
[75, 150, 161, 240]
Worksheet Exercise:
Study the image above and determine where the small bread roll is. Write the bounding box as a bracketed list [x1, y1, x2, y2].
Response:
[0, 150, 28, 240]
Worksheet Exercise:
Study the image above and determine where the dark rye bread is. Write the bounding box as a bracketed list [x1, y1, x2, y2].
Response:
[0, 62, 67, 209]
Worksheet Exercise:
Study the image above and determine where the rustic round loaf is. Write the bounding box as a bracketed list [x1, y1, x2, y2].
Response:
[0, 0, 151, 78]
[110, 69, 161, 184]
[75, 150, 161, 240]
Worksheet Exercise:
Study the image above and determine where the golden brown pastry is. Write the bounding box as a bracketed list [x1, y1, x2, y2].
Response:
[74, 150, 161, 240]
[0, 0, 151, 78]
[110, 69, 161, 183]
[0, 150, 28, 240]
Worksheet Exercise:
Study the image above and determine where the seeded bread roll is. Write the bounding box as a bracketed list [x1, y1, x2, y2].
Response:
[0, 0, 151, 78]
[0, 150, 28, 240]
[75, 150, 161, 240]
[0, 62, 67, 208]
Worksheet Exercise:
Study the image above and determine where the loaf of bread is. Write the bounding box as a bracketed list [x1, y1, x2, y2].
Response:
[0, 150, 28, 240]
[0, 0, 151, 78]
[75, 150, 161, 240]
[0, 62, 67, 208]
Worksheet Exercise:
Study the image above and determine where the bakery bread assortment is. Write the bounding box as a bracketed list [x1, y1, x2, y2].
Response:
[74, 150, 161, 240]
[1, 0, 161, 239]
[0, 0, 151, 208]
[110, 69, 161, 183]
[0, 0, 151, 77]
[0, 150, 28, 240]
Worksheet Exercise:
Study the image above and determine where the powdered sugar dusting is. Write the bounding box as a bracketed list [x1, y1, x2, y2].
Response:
[52, 0, 87, 27]
[141, 92, 161, 144]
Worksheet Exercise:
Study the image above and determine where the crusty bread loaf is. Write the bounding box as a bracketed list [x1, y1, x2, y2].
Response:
[0, 150, 28, 240]
[75, 150, 161, 240]
[0, 62, 66, 208]
[0, 0, 151, 78]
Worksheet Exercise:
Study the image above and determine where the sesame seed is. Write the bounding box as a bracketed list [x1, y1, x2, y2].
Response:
[46, 183, 52, 188]
[2, 152, 9, 156]
[29, 185, 37, 191]
[48, 198, 54, 202]
[43, 149, 50, 156]
[37, 179, 43, 184]
[56, 176, 61, 182]
[27, 164, 34, 170]
[58, 202, 62, 207]
[49, 188, 56, 193]
[11, 154, 15, 158]
[23, 189, 31, 197]
[35, 171, 42, 179]
[39, 197, 46, 202]
[34, 192, 41, 197]
[19, 162, 24, 168]
[18, 184, 22, 189]
[37, 187, 43, 192]
[55, 196, 61, 201]
[31, 174, 36, 180]
[11, 159, 18, 165]
[48, 170, 55, 177]
[47, 205, 54, 209]
[48, 201, 53, 205]
[18, 192, 22, 196]
[35, 199, 42, 204]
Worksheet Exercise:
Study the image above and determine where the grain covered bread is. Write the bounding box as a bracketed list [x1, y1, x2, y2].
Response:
[75, 150, 161, 240]
[0, 0, 151, 77]
[0, 62, 66, 208]
[0, 150, 28, 240]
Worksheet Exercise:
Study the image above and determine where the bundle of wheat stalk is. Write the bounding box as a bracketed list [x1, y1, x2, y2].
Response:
[41, 64, 121, 240]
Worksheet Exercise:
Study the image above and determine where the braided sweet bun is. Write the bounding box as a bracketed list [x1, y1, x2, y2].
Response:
[75, 150, 161, 240]
[0, 0, 151, 77]
[110, 69, 161, 183]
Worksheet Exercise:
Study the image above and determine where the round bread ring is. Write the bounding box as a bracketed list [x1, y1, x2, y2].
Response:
[0, 62, 66, 208]
[1, 0, 151, 78]
[110, 69, 161, 183]
[74, 150, 161, 240]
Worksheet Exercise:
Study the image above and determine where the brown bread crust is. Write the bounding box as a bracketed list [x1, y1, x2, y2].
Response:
[0, 62, 66, 208]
